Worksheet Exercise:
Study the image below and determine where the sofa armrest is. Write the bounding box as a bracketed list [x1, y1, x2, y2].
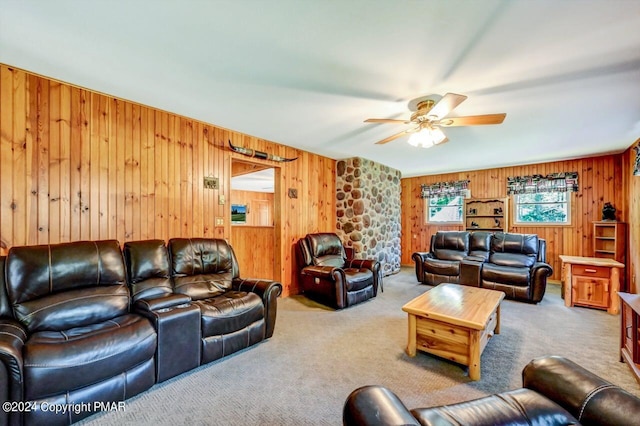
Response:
[133, 294, 192, 313]
[233, 278, 283, 338]
[412, 252, 431, 283]
[530, 262, 553, 303]
[300, 265, 341, 280]
[343, 385, 420, 426]
[523, 355, 640, 426]
[0, 319, 26, 404]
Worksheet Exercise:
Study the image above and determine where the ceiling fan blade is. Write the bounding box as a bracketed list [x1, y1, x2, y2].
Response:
[374, 130, 410, 145]
[438, 113, 506, 127]
[427, 93, 468, 120]
[364, 118, 409, 124]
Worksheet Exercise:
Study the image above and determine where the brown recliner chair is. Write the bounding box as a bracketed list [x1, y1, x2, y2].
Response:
[297, 233, 381, 309]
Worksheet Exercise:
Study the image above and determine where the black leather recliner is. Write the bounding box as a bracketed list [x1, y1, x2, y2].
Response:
[343, 355, 640, 426]
[0, 241, 157, 425]
[412, 231, 470, 285]
[481, 232, 551, 303]
[297, 233, 381, 309]
[166, 238, 282, 365]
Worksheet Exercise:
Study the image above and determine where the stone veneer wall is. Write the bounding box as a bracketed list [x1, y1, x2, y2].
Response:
[336, 157, 401, 276]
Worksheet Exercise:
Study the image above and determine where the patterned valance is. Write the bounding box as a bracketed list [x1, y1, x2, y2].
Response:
[506, 172, 579, 195]
[420, 180, 470, 198]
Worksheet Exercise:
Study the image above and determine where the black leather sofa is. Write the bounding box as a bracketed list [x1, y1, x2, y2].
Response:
[0, 238, 282, 425]
[343, 355, 640, 426]
[413, 231, 552, 303]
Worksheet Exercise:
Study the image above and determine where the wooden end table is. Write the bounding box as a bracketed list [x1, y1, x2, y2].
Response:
[559, 255, 624, 315]
[402, 284, 505, 381]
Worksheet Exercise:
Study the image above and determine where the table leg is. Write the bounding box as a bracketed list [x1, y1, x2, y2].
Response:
[495, 305, 501, 335]
[609, 268, 620, 315]
[469, 330, 481, 381]
[407, 314, 416, 357]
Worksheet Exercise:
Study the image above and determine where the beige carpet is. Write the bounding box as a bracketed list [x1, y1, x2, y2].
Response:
[80, 267, 640, 425]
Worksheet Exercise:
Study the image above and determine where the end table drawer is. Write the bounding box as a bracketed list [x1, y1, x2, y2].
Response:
[572, 264, 610, 278]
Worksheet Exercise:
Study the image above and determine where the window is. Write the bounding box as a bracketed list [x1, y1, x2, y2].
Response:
[514, 192, 570, 225]
[426, 195, 463, 223]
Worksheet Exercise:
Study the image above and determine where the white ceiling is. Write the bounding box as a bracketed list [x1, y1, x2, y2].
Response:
[1, 0, 639, 177]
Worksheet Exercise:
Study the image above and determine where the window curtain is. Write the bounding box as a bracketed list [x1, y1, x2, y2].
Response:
[420, 180, 470, 198]
[506, 172, 579, 195]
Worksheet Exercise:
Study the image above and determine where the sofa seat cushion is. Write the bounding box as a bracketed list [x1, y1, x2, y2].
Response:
[344, 268, 374, 292]
[482, 263, 530, 286]
[411, 388, 577, 426]
[23, 314, 156, 400]
[423, 258, 460, 277]
[195, 291, 264, 337]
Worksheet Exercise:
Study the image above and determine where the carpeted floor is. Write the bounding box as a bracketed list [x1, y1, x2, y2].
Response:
[81, 267, 640, 425]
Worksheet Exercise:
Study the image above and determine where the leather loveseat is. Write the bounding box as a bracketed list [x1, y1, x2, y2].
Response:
[0, 238, 282, 426]
[413, 231, 552, 303]
[343, 355, 640, 426]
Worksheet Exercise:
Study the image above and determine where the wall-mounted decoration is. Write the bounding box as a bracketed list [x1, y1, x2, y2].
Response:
[228, 140, 297, 162]
[634, 145, 640, 176]
[231, 204, 247, 224]
[288, 188, 298, 199]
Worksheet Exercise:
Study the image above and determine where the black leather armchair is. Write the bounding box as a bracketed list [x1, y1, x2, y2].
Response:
[343, 355, 640, 426]
[297, 233, 381, 309]
[0, 241, 157, 425]
[167, 238, 282, 365]
[481, 232, 552, 303]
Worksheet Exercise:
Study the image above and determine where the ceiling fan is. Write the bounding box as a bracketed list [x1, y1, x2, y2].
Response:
[364, 93, 506, 146]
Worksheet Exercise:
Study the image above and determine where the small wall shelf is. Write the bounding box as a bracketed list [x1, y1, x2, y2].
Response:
[464, 198, 508, 232]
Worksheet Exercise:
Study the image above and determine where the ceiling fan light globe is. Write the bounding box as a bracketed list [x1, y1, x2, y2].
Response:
[408, 130, 435, 148]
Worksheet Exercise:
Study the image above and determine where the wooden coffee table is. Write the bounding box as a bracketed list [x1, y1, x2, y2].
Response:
[402, 284, 505, 380]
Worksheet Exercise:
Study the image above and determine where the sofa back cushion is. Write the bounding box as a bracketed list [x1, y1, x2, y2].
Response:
[306, 233, 346, 268]
[469, 231, 492, 260]
[489, 233, 539, 268]
[5, 240, 129, 332]
[168, 238, 238, 300]
[123, 239, 173, 302]
[432, 231, 469, 261]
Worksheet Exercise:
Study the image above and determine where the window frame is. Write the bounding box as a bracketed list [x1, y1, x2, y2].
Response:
[512, 192, 572, 226]
[425, 194, 464, 225]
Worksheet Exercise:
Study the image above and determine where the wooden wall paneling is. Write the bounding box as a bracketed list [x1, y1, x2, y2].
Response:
[0, 64, 337, 297]
[26, 75, 38, 246]
[49, 81, 61, 244]
[12, 70, 27, 250]
[0, 67, 12, 253]
[58, 83, 71, 244]
[130, 104, 141, 240]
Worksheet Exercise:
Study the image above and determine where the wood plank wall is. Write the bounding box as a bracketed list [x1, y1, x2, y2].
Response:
[401, 155, 625, 283]
[623, 140, 640, 293]
[0, 64, 336, 297]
